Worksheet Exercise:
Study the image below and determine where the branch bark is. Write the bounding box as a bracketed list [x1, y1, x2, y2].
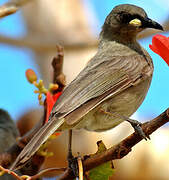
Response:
[59, 108, 169, 180]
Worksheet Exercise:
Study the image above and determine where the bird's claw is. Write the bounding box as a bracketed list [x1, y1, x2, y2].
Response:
[127, 119, 150, 140]
[67, 152, 79, 177]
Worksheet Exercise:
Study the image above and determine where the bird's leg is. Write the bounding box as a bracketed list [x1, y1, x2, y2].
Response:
[67, 129, 73, 160]
[67, 130, 79, 177]
[125, 118, 150, 140]
[99, 109, 150, 140]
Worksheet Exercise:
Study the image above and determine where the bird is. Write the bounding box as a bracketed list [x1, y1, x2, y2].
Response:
[11, 4, 163, 170]
[0, 109, 19, 180]
[0, 109, 19, 153]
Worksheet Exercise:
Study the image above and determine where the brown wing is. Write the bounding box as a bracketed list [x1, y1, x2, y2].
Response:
[10, 53, 150, 170]
[51, 53, 147, 123]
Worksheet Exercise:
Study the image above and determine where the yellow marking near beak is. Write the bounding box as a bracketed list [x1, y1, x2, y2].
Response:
[129, 18, 142, 27]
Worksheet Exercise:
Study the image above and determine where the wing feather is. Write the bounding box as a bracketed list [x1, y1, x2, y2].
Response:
[51, 54, 146, 121]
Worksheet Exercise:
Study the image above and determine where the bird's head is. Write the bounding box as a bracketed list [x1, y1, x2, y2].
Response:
[101, 4, 163, 41]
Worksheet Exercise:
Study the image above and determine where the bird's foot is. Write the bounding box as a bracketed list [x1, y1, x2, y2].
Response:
[67, 151, 79, 177]
[126, 118, 150, 140]
[99, 109, 150, 140]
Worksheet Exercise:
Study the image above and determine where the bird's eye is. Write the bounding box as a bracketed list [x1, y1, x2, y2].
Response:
[117, 12, 132, 24]
[118, 12, 142, 25]
[121, 13, 131, 23]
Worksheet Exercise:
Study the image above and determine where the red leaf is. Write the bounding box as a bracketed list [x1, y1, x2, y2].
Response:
[45, 91, 62, 123]
[149, 34, 169, 66]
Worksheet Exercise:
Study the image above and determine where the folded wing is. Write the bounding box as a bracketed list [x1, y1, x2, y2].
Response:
[11, 53, 147, 170]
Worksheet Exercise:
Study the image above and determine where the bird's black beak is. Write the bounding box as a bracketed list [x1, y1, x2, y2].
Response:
[142, 17, 163, 30]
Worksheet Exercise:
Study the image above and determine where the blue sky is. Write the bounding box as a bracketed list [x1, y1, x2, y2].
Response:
[0, 0, 168, 121]
[0, 1, 40, 120]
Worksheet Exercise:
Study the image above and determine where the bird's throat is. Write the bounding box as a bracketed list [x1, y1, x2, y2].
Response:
[100, 26, 137, 45]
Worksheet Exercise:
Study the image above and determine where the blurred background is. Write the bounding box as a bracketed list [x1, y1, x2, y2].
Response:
[0, 0, 169, 179]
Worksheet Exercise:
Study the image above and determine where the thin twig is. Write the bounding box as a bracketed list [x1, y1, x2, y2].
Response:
[0, 165, 22, 180]
[0, 166, 66, 180]
[77, 155, 83, 180]
[0, 0, 35, 18]
[52, 45, 66, 92]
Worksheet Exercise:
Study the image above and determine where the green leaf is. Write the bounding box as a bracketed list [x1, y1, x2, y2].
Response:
[84, 140, 114, 180]
[88, 161, 114, 180]
[95, 140, 107, 154]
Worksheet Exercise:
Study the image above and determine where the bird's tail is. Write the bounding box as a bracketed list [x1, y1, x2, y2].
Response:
[10, 117, 65, 170]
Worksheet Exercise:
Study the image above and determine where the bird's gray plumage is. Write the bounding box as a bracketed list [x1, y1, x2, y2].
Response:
[0, 109, 19, 153]
[10, 4, 163, 170]
[0, 109, 19, 180]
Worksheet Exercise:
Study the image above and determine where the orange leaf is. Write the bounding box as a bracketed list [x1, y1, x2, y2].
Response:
[25, 69, 37, 83]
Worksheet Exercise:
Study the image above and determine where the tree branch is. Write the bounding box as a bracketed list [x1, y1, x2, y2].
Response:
[0, 0, 35, 18]
[0, 21, 168, 53]
[52, 45, 66, 92]
[0, 35, 97, 52]
[59, 108, 169, 180]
